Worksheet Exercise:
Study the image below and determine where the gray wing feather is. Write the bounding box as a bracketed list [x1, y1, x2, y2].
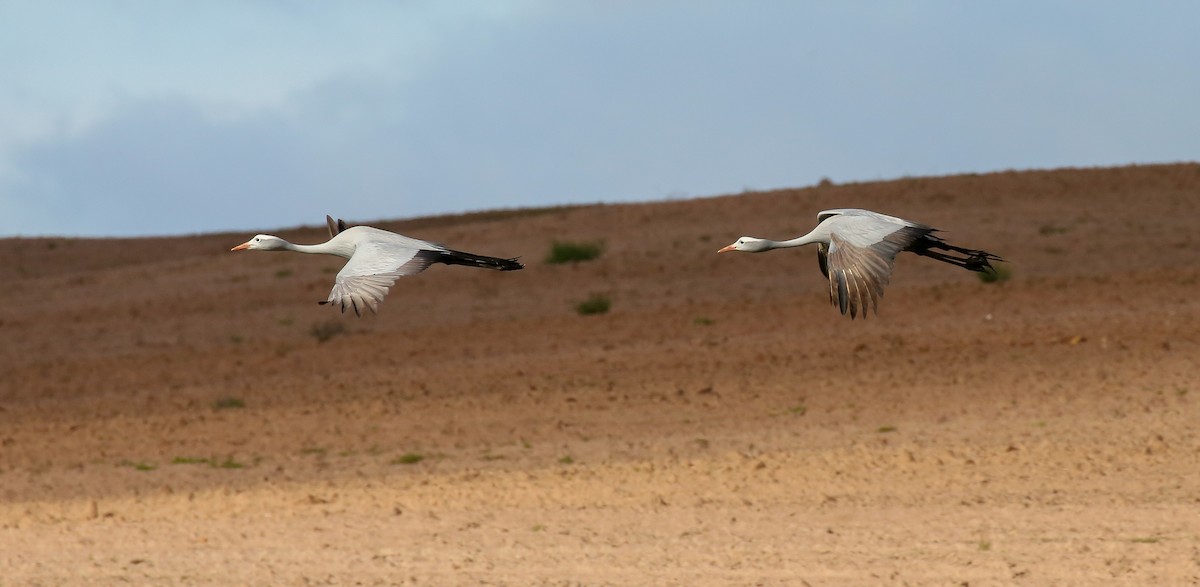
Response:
[324, 249, 439, 315]
[826, 226, 930, 319]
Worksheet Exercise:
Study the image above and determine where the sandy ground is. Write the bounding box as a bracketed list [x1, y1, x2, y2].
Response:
[1, 164, 1198, 585]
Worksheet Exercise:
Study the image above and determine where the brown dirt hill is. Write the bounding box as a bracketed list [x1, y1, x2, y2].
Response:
[1, 163, 1198, 585]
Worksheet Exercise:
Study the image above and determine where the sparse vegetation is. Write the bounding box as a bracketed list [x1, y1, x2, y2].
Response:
[977, 262, 1012, 284]
[392, 453, 424, 465]
[978, 540, 992, 551]
[310, 320, 346, 343]
[274, 268, 294, 278]
[876, 425, 897, 433]
[171, 456, 209, 465]
[575, 294, 611, 316]
[770, 404, 808, 417]
[213, 396, 245, 410]
[693, 317, 715, 326]
[120, 460, 157, 471]
[215, 456, 245, 469]
[546, 240, 604, 264]
[558, 455, 575, 465]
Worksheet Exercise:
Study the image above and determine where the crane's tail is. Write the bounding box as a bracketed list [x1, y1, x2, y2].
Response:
[910, 235, 1003, 273]
[438, 250, 524, 271]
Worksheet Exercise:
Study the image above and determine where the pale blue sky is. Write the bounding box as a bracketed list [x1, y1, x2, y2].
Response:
[1, 1, 1196, 237]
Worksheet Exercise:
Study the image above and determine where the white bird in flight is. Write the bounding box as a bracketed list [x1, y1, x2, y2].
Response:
[232, 216, 523, 315]
[719, 208, 1001, 319]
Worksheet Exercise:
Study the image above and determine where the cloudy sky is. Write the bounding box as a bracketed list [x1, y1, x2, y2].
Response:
[2, 1, 1197, 237]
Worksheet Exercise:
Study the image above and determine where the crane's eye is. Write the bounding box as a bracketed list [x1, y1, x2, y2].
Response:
[254, 237, 260, 242]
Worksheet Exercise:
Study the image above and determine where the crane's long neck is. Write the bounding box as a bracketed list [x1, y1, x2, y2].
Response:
[281, 239, 354, 259]
[764, 229, 823, 250]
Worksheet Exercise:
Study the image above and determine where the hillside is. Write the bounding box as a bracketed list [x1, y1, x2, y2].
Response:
[2, 163, 1198, 585]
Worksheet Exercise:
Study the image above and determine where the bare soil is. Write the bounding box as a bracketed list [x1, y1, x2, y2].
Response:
[2, 164, 1198, 585]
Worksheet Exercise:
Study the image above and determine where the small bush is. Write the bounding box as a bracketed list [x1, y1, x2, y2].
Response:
[546, 240, 604, 264]
[978, 262, 1012, 284]
[310, 320, 345, 343]
[392, 453, 424, 465]
[213, 397, 245, 410]
[171, 456, 209, 465]
[575, 294, 611, 316]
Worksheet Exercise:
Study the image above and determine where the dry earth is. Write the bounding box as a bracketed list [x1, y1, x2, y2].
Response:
[1, 164, 1199, 585]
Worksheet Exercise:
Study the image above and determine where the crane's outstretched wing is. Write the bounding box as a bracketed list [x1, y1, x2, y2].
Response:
[824, 218, 932, 319]
[321, 240, 440, 316]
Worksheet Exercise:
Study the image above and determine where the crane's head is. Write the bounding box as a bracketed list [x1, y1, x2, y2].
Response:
[230, 234, 287, 252]
[718, 237, 771, 253]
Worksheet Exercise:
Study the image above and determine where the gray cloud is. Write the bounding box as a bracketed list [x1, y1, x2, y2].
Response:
[2, 2, 1197, 236]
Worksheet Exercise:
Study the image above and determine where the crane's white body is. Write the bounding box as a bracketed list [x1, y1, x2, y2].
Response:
[232, 218, 521, 315]
[719, 208, 997, 319]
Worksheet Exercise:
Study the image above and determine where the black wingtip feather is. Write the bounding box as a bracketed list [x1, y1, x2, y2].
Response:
[910, 235, 1003, 274]
[439, 250, 525, 271]
[836, 271, 849, 316]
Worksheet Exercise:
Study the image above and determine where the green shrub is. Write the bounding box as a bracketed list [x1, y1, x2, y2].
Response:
[546, 240, 604, 264]
[213, 397, 245, 410]
[977, 262, 1012, 284]
[575, 294, 611, 316]
[392, 453, 424, 465]
[310, 320, 345, 343]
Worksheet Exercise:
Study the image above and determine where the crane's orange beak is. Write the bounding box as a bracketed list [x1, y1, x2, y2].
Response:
[230, 241, 251, 252]
[717, 244, 736, 254]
